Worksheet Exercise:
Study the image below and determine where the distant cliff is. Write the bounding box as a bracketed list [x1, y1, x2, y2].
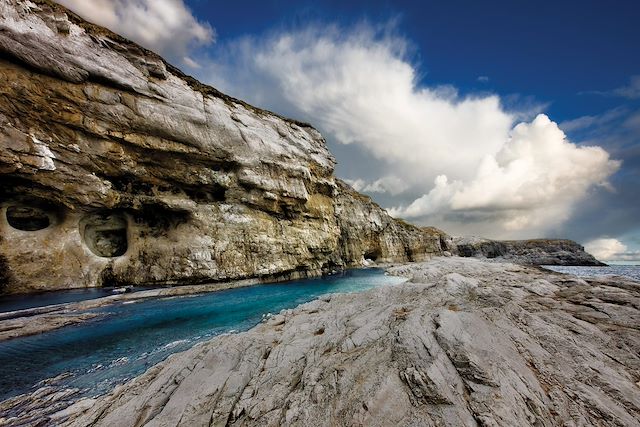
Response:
[0, 0, 445, 294]
[453, 237, 605, 266]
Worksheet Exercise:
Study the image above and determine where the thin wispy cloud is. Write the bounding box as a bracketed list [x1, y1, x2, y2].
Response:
[580, 75, 640, 100]
[559, 107, 628, 133]
[611, 75, 640, 99]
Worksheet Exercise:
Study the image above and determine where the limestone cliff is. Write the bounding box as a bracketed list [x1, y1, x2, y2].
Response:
[334, 180, 445, 264]
[0, 0, 444, 293]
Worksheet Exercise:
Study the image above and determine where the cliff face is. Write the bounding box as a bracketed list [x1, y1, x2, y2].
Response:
[453, 237, 605, 266]
[334, 181, 445, 264]
[0, 0, 444, 293]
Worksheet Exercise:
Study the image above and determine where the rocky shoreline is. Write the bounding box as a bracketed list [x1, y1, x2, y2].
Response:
[0, 238, 604, 342]
[1, 257, 638, 426]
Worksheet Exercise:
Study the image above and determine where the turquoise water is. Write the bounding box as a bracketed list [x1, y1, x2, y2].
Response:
[0, 268, 404, 400]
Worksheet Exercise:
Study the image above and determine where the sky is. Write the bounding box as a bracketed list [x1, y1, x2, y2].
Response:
[56, 0, 640, 263]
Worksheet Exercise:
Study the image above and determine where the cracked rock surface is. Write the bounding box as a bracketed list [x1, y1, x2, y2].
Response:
[46, 257, 640, 426]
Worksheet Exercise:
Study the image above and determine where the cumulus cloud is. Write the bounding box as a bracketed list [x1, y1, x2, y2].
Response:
[205, 24, 620, 237]
[585, 238, 640, 262]
[390, 114, 620, 231]
[56, 0, 214, 67]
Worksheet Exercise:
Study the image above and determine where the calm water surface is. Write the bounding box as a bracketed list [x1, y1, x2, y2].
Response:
[542, 265, 640, 281]
[0, 268, 405, 400]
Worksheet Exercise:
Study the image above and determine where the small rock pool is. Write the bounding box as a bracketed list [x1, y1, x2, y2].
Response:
[0, 268, 405, 401]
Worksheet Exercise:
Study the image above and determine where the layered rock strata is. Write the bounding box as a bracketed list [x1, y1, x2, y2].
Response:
[0, 0, 444, 294]
[6, 257, 636, 426]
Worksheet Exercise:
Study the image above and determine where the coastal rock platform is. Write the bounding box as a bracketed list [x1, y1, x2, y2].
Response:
[6, 257, 635, 426]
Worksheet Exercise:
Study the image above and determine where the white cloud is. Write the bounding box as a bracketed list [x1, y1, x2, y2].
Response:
[584, 238, 640, 261]
[205, 24, 620, 237]
[250, 29, 513, 186]
[56, 0, 214, 67]
[477, 76, 489, 83]
[390, 114, 620, 232]
[344, 176, 408, 195]
[209, 26, 513, 183]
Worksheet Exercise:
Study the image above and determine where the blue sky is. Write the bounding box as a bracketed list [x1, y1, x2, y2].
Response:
[58, 0, 640, 262]
[192, 0, 638, 113]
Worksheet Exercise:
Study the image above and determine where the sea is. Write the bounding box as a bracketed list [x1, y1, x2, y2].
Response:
[542, 264, 640, 282]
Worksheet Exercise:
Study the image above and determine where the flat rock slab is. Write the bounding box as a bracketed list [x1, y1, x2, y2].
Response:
[5, 257, 632, 427]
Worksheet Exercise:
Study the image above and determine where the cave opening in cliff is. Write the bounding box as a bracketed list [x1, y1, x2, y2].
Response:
[132, 204, 191, 237]
[364, 248, 382, 262]
[81, 213, 128, 258]
[5, 205, 52, 231]
[98, 264, 127, 288]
